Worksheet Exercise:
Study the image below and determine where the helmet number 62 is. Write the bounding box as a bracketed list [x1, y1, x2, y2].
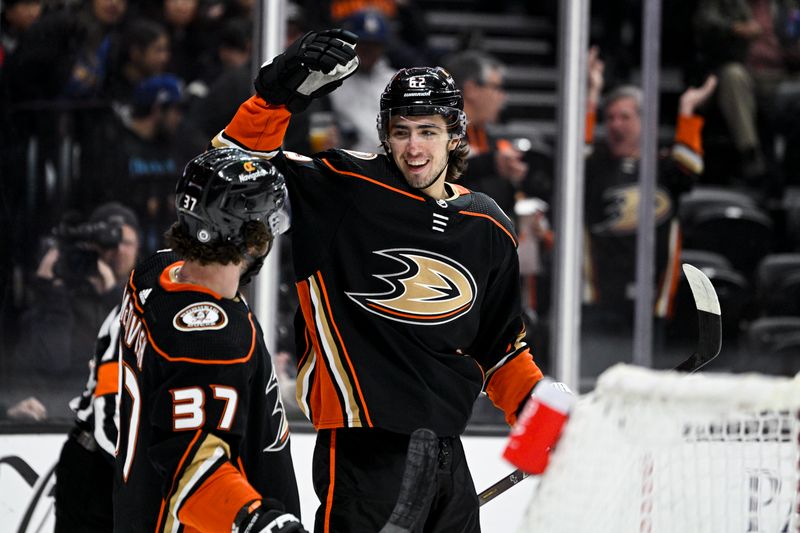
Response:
[408, 76, 426, 89]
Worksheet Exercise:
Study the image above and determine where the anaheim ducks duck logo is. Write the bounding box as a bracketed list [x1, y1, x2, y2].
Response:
[346, 248, 476, 325]
[592, 185, 672, 235]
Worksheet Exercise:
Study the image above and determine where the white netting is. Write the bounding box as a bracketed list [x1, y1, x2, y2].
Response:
[520, 364, 800, 533]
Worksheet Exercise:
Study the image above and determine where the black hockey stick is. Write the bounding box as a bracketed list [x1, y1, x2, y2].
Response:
[478, 263, 722, 507]
[379, 428, 439, 533]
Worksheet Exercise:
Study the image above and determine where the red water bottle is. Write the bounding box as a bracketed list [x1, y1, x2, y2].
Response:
[503, 378, 575, 474]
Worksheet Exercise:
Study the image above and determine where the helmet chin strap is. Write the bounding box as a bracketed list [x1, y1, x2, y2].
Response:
[238, 239, 273, 286]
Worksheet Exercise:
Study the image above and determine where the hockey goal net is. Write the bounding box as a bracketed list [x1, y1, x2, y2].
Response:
[521, 364, 800, 533]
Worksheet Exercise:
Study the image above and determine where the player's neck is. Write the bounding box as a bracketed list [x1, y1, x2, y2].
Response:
[421, 177, 447, 200]
[177, 261, 241, 299]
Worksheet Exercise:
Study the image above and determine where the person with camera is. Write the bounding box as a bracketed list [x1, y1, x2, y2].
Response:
[47, 202, 140, 531]
[15, 202, 140, 418]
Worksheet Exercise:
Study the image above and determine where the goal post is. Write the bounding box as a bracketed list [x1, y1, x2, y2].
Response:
[521, 364, 800, 533]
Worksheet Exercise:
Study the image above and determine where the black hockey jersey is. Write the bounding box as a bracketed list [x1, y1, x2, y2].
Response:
[214, 97, 544, 435]
[113, 250, 300, 533]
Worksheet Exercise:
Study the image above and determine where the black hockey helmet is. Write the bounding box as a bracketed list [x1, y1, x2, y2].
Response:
[377, 66, 467, 143]
[175, 148, 290, 248]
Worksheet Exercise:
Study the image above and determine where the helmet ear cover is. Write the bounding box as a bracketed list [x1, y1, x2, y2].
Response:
[175, 148, 290, 250]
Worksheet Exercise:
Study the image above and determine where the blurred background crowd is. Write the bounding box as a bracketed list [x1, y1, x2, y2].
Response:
[2, 0, 800, 426]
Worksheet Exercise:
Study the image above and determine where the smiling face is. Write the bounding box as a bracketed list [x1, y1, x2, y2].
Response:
[388, 114, 458, 197]
[604, 96, 641, 159]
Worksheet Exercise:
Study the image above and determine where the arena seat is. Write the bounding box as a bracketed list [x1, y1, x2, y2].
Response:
[744, 316, 800, 375]
[682, 204, 773, 279]
[755, 254, 800, 317]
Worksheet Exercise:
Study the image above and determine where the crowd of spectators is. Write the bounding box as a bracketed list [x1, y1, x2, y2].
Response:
[2, 0, 799, 424]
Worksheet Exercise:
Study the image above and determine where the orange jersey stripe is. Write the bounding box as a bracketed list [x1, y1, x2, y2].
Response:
[321, 158, 426, 202]
[468, 124, 490, 154]
[585, 109, 597, 145]
[159, 262, 226, 300]
[223, 96, 292, 154]
[656, 221, 683, 319]
[143, 312, 257, 365]
[95, 361, 119, 397]
[297, 326, 313, 368]
[674, 114, 704, 155]
[128, 270, 145, 314]
[331, 0, 397, 20]
[323, 429, 337, 533]
[458, 210, 518, 247]
[485, 350, 543, 426]
[177, 462, 261, 533]
[157, 430, 203, 531]
[449, 183, 471, 196]
[316, 273, 373, 428]
[296, 280, 351, 428]
[366, 301, 472, 321]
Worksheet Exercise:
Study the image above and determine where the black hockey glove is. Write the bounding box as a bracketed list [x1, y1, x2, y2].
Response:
[234, 499, 308, 533]
[254, 29, 359, 113]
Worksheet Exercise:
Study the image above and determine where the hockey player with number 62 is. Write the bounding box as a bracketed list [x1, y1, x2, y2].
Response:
[213, 28, 572, 532]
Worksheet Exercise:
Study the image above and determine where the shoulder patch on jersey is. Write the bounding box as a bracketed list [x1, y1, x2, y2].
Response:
[284, 150, 313, 162]
[173, 302, 228, 332]
[340, 149, 378, 160]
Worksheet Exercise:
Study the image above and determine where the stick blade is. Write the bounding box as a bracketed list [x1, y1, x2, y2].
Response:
[379, 428, 438, 533]
[674, 264, 722, 372]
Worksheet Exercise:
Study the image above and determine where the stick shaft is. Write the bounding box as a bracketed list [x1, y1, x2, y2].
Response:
[478, 263, 722, 507]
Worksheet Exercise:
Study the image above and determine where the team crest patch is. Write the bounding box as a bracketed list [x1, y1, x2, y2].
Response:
[341, 149, 378, 160]
[173, 302, 228, 331]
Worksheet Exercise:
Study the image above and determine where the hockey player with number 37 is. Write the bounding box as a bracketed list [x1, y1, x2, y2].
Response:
[113, 149, 307, 533]
[211, 28, 572, 532]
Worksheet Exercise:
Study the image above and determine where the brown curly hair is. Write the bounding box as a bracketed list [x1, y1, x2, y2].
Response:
[446, 138, 470, 182]
[164, 221, 272, 265]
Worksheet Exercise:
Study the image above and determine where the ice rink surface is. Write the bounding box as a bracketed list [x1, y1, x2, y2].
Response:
[0, 432, 534, 532]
